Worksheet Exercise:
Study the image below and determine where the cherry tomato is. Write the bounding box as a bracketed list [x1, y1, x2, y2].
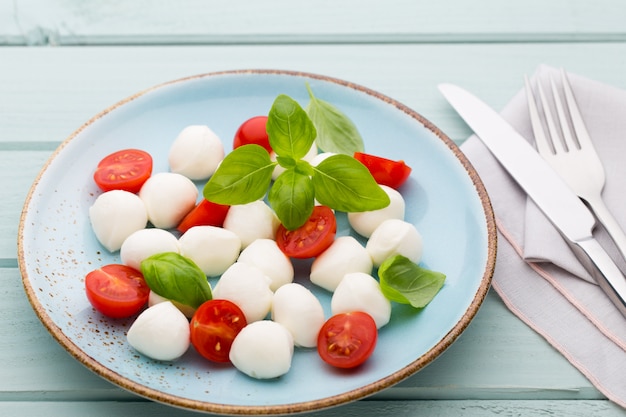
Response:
[275, 205, 337, 259]
[190, 299, 248, 363]
[354, 152, 411, 189]
[233, 116, 272, 153]
[176, 198, 230, 234]
[85, 264, 150, 319]
[93, 149, 153, 193]
[317, 312, 378, 369]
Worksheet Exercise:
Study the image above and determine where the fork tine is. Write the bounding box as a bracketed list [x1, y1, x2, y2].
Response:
[524, 75, 555, 156]
[560, 68, 594, 149]
[536, 76, 567, 153]
[549, 76, 579, 151]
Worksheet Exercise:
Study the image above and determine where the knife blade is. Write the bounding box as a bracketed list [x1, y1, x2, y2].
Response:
[439, 82, 626, 318]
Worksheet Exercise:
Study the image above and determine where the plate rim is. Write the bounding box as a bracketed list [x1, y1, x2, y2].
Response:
[17, 69, 497, 415]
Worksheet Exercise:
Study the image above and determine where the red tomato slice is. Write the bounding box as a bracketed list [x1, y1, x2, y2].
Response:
[176, 199, 230, 234]
[85, 264, 150, 319]
[233, 116, 272, 153]
[275, 205, 337, 259]
[317, 312, 378, 369]
[190, 299, 248, 363]
[93, 149, 153, 193]
[354, 152, 411, 189]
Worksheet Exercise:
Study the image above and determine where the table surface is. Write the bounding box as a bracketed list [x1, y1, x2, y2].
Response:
[4, 1, 626, 416]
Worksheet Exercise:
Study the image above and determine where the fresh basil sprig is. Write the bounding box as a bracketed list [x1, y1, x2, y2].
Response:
[140, 252, 212, 309]
[378, 255, 446, 309]
[202, 91, 389, 230]
[306, 83, 365, 155]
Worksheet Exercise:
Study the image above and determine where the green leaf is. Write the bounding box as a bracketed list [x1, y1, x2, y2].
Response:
[378, 255, 446, 309]
[306, 83, 365, 155]
[140, 252, 212, 309]
[203, 144, 275, 205]
[267, 94, 317, 159]
[268, 169, 315, 230]
[312, 154, 390, 212]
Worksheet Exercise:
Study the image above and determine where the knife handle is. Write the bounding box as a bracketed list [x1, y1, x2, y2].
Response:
[570, 237, 626, 318]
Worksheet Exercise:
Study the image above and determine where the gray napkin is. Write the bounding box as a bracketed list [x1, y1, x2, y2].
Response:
[460, 65, 626, 408]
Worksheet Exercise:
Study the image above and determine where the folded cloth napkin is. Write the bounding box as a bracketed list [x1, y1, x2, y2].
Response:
[460, 64, 626, 408]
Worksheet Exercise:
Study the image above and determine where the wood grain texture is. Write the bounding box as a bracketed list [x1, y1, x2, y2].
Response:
[3, 0, 626, 45]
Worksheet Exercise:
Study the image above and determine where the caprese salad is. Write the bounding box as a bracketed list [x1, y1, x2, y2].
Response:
[84, 85, 446, 379]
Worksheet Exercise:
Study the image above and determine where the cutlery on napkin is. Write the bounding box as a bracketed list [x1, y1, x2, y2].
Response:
[460, 64, 626, 408]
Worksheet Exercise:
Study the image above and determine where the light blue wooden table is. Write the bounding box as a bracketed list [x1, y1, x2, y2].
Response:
[3, 1, 626, 415]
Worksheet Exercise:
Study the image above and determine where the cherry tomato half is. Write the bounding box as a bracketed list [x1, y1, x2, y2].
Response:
[85, 264, 150, 319]
[176, 198, 230, 234]
[276, 205, 337, 259]
[354, 152, 412, 189]
[233, 116, 272, 153]
[93, 149, 153, 194]
[317, 312, 378, 369]
[190, 299, 248, 363]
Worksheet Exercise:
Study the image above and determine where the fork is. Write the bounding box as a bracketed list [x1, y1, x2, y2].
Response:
[524, 68, 626, 263]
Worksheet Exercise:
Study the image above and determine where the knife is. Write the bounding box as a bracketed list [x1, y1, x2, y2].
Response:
[439, 82, 626, 318]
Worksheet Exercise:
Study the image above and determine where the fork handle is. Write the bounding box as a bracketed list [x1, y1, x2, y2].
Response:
[585, 192, 626, 265]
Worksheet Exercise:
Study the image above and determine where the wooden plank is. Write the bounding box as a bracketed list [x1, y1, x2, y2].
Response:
[4, 44, 626, 148]
[3, 0, 626, 45]
[1, 400, 625, 417]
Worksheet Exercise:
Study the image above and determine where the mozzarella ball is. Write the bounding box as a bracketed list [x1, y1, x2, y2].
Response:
[310, 152, 336, 166]
[89, 190, 148, 252]
[331, 272, 391, 329]
[120, 228, 180, 271]
[310, 236, 373, 292]
[139, 172, 198, 229]
[366, 219, 423, 266]
[179, 226, 241, 276]
[237, 239, 293, 291]
[148, 291, 196, 319]
[271, 143, 318, 180]
[223, 200, 280, 248]
[271, 283, 325, 348]
[212, 262, 273, 323]
[348, 185, 405, 238]
[168, 125, 224, 180]
[126, 301, 190, 361]
[229, 320, 294, 379]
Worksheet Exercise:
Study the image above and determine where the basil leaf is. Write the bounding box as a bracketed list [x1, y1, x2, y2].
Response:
[203, 144, 275, 205]
[268, 169, 315, 230]
[140, 252, 212, 309]
[312, 154, 390, 212]
[378, 255, 445, 309]
[267, 94, 317, 160]
[306, 83, 364, 155]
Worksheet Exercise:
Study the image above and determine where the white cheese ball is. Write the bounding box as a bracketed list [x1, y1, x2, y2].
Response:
[168, 125, 225, 180]
[310, 152, 336, 166]
[348, 185, 405, 238]
[271, 143, 318, 180]
[139, 172, 198, 229]
[179, 226, 241, 276]
[126, 301, 190, 361]
[271, 283, 325, 348]
[89, 190, 148, 252]
[331, 272, 392, 329]
[237, 239, 294, 291]
[148, 291, 196, 319]
[229, 320, 294, 379]
[120, 228, 180, 271]
[310, 236, 373, 292]
[366, 219, 423, 267]
[223, 200, 280, 248]
[212, 262, 273, 323]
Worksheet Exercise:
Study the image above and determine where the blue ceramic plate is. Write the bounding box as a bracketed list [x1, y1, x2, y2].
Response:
[18, 70, 495, 415]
